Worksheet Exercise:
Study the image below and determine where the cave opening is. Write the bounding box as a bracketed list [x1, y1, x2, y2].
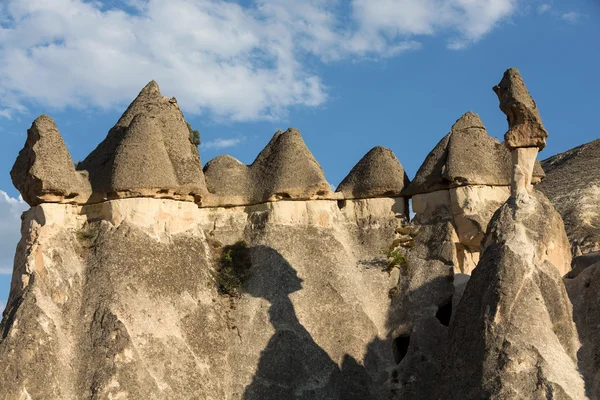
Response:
[436, 297, 453, 327]
[393, 335, 411, 364]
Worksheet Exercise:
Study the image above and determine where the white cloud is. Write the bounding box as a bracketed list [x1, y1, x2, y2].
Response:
[202, 137, 243, 149]
[0, 191, 28, 276]
[538, 4, 551, 14]
[0, 0, 519, 120]
[561, 11, 579, 23]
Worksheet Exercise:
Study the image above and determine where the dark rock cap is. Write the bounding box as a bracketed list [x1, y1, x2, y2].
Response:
[11, 115, 91, 206]
[336, 146, 409, 199]
[204, 128, 331, 205]
[403, 112, 544, 196]
[77, 81, 207, 203]
[493, 68, 548, 150]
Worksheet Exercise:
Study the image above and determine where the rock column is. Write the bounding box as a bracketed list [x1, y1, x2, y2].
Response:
[493, 68, 548, 195]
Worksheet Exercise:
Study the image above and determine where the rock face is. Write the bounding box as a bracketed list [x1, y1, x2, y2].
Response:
[441, 191, 583, 399]
[565, 259, 600, 398]
[403, 112, 544, 196]
[538, 138, 600, 256]
[77, 81, 208, 204]
[336, 146, 409, 199]
[493, 68, 548, 150]
[10, 115, 92, 206]
[203, 128, 332, 206]
[0, 197, 407, 400]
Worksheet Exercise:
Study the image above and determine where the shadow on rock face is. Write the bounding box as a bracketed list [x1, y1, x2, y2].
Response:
[242, 245, 375, 400]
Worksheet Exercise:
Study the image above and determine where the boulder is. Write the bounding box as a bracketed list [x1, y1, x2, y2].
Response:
[440, 190, 582, 399]
[538, 138, 600, 256]
[11, 115, 92, 206]
[336, 146, 409, 199]
[77, 81, 207, 204]
[403, 112, 544, 196]
[493, 68, 548, 150]
[203, 128, 331, 206]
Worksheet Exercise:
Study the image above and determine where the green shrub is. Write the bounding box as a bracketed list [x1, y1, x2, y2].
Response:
[186, 122, 201, 146]
[215, 241, 251, 297]
[384, 246, 409, 274]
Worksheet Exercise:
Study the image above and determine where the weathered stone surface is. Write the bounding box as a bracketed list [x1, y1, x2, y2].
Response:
[493, 68, 548, 150]
[565, 262, 600, 398]
[403, 112, 544, 196]
[77, 81, 207, 204]
[440, 191, 582, 399]
[336, 146, 409, 199]
[538, 138, 600, 256]
[203, 128, 332, 206]
[10, 115, 92, 206]
[567, 252, 600, 279]
[0, 197, 408, 399]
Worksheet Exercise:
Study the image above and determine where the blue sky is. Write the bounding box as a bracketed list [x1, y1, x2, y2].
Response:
[0, 0, 599, 311]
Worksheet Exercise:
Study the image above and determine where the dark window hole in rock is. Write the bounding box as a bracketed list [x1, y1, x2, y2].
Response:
[436, 297, 453, 327]
[393, 335, 410, 364]
[337, 200, 346, 209]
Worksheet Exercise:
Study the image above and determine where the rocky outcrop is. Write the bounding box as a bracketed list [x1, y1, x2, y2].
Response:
[493, 68, 548, 150]
[76, 81, 208, 204]
[10, 115, 92, 206]
[203, 128, 332, 206]
[441, 190, 582, 399]
[336, 147, 409, 199]
[538, 138, 600, 256]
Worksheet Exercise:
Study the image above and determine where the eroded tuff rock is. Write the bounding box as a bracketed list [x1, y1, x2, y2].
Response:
[77, 81, 208, 204]
[336, 146, 409, 199]
[538, 138, 600, 255]
[0, 197, 408, 399]
[441, 191, 583, 399]
[493, 68, 548, 150]
[403, 111, 544, 196]
[203, 128, 331, 206]
[11, 115, 92, 206]
[565, 258, 600, 398]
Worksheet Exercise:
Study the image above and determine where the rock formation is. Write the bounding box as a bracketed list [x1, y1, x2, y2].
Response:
[10, 115, 92, 205]
[335, 146, 409, 199]
[440, 68, 583, 399]
[2, 69, 596, 400]
[203, 128, 332, 206]
[538, 138, 600, 255]
[77, 81, 208, 204]
[493, 67, 548, 150]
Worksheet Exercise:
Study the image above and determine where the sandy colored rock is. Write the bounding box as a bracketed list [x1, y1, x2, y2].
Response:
[203, 128, 331, 206]
[538, 138, 600, 256]
[493, 68, 548, 150]
[77, 81, 207, 204]
[336, 146, 409, 199]
[10, 115, 92, 206]
[403, 112, 544, 196]
[0, 197, 407, 399]
[440, 190, 583, 399]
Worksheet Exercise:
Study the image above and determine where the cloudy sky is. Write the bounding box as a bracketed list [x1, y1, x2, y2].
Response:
[0, 0, 599, 311]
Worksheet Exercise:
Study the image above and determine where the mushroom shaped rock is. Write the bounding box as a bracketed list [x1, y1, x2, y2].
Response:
[403, 112, 544, 196]
[336, 146, 409, 199]
[77, 81, 207, 203]
[11, 115, 92, 206]
[204, 128, 331, 206]
[493, 68, 548, 150]
[439, 191, 582, 399]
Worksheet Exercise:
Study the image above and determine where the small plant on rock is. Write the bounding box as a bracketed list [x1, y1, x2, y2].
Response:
[215, 241, 252, 297]
[186, 121, 201, 146]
